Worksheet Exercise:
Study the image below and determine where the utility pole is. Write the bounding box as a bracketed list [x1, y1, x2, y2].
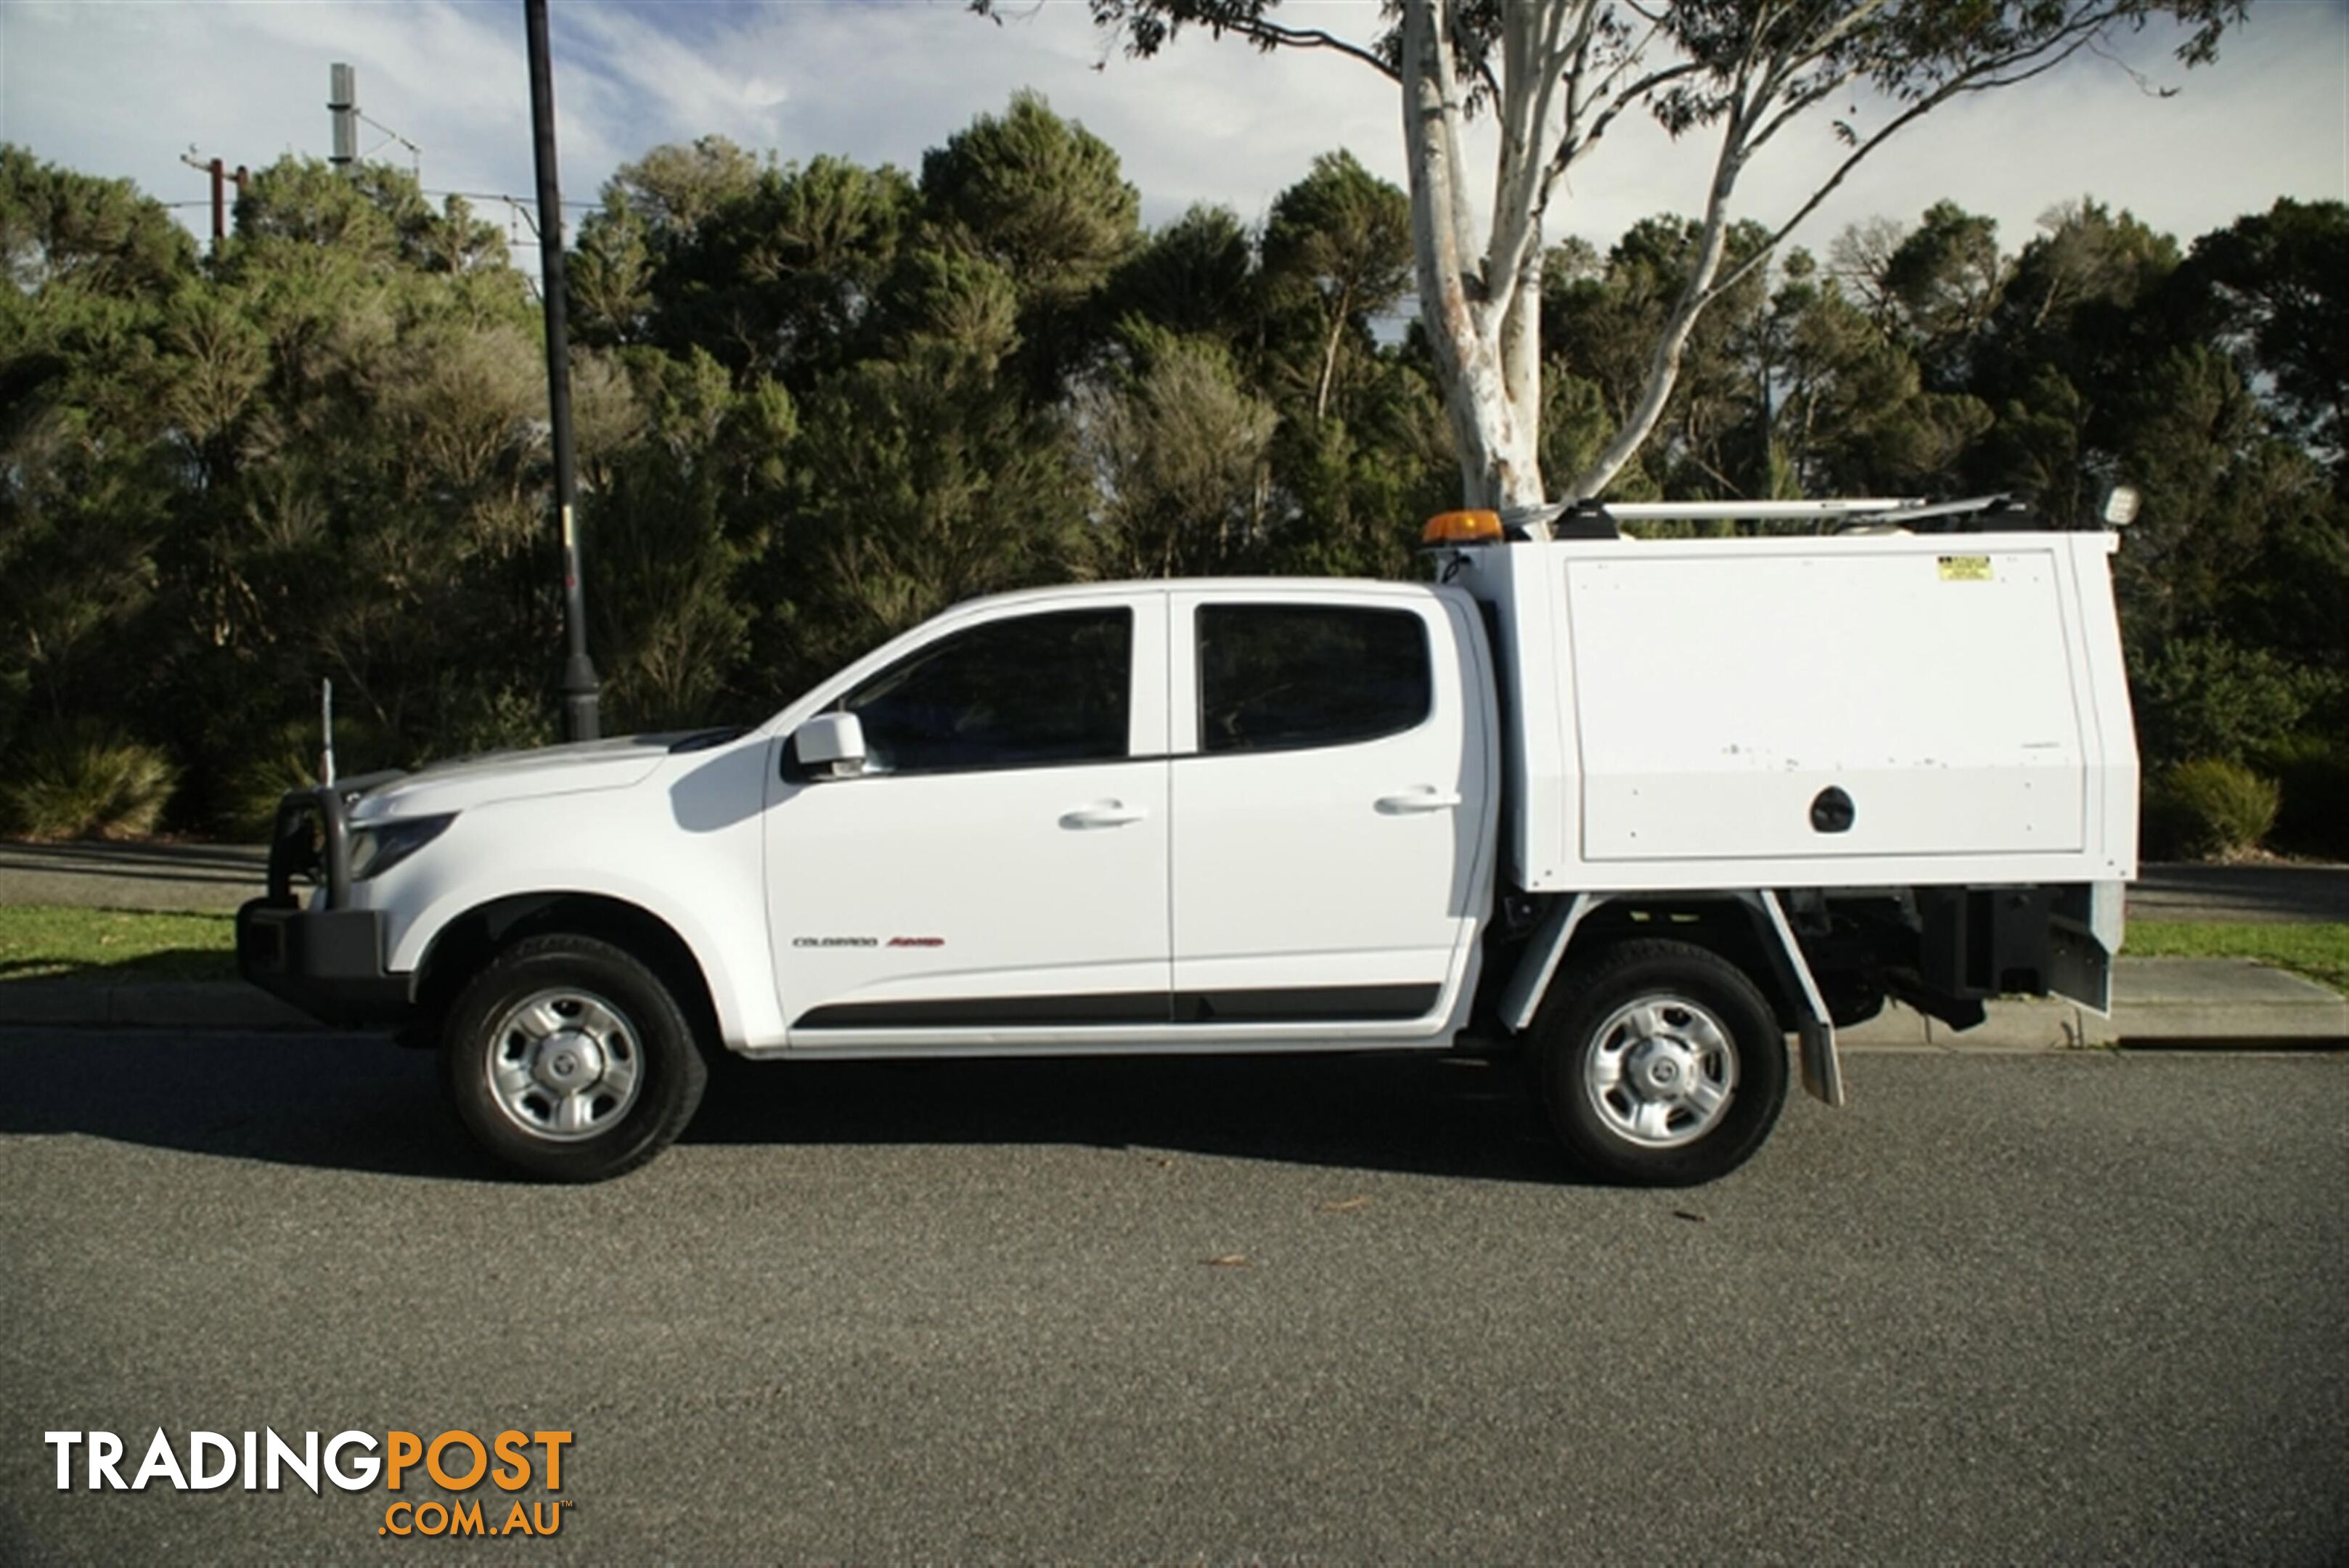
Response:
[524, 0, 600, 741]
[179, 151, 232, 250]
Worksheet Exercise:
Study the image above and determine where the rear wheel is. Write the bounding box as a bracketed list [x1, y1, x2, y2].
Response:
[1530, 939, 1787, 1186]
[441, 934, 707, 1182]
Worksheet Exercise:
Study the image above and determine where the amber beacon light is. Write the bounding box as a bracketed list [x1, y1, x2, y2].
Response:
[1421, 510, 1504, 545]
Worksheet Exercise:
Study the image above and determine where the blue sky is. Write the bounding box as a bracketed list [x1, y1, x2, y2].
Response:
[3, 0, 2344, 271]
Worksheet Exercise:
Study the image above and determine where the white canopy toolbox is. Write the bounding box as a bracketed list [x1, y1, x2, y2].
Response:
[1439, 522, 2138, 896]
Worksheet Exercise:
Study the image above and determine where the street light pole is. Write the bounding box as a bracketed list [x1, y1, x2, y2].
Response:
[524, 0, 601, 742]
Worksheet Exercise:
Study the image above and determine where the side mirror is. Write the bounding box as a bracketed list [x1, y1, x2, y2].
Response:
[791, 712, 867, 780]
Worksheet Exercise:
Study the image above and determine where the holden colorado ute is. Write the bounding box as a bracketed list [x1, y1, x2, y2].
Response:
[239, 494, 2139, 1185]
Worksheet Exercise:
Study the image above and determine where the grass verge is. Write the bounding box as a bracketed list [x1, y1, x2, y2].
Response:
[0, 905, 238, 983]
[2126, 920, 2349, 994]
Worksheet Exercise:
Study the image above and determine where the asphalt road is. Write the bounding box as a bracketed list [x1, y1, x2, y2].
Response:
[1, 1035, 2344, 1564]
[2130, 862, 2349, 924]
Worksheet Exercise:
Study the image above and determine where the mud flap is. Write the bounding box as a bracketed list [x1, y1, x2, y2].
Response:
[1796, 1016, 1845, 1108]
[1739, 890, 1846, 1108]
[2047, 881, 2123, 1016]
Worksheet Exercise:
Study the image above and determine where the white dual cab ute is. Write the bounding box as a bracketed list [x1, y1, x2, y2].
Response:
[239, 493, 2140, 1185]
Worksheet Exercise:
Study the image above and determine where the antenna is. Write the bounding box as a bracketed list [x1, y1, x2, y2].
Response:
[327, 60, 423, 179]
[329, 64, 359, 175]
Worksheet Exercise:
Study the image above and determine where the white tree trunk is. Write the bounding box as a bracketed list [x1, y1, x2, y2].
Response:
[1400, 0, 1545, 512]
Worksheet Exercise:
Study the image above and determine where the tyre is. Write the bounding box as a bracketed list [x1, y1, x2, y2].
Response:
[440, 934, 708, 1182]
[1529, 938, 1788, 1186]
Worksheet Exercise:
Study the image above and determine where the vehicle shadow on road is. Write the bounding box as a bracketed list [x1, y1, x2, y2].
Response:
[0, 1029, 492, 1179]
[0, 1032, 1572, 1185]
[687, 1051, 1572, 1183]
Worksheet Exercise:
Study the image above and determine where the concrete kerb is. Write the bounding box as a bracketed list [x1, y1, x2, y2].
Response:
[1797, 959, 2344, 1052]
[1839, 997, 2109, 1052]
[1, 958, 2340, 1046]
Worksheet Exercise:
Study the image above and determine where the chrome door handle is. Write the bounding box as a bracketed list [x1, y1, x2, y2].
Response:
[1376, 788, 1462, 814]
[1061, 801, 1149, 829]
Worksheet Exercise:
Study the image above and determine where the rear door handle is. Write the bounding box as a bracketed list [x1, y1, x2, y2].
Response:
[1061, 801, 1149, 829]
[1376, 788, 1463, 814]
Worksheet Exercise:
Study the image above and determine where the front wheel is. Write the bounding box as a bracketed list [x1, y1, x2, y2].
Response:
[441, 934, 708, 1182]
[1529, 939, 1788, 1186]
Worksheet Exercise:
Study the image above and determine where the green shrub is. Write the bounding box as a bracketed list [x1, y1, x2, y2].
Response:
[2257, 734, 2349, 860]
[214, 711, 412, 840]
[434, 685, 557, 759]
[1, 724, 179, 841]
[217, 724, 327, 841]
[2128, 636, 2317, 768]
[2142, 757, 2281, 861]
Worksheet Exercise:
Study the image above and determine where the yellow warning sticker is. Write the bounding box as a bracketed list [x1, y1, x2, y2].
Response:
[1938, 555, 1992, 581]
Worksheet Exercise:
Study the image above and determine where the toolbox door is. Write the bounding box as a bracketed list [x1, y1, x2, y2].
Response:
[1569, 546, 2088, 862]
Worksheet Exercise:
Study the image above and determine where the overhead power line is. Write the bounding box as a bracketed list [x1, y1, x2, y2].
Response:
[424, 188, 597, 210]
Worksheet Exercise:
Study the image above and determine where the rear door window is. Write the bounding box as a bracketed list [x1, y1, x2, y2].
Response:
[1196, 604, 1431, 754]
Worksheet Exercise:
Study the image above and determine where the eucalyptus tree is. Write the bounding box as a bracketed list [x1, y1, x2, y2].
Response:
[980, 0, 2242, 508]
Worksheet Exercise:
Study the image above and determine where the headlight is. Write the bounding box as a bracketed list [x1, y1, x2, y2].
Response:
[350, 814, 456, 880]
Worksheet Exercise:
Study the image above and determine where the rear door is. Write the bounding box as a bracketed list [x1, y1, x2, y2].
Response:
[1167, 587, 1492, 1024]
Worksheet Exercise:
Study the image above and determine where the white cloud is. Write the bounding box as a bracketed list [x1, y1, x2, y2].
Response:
[4, 1, 551, 233]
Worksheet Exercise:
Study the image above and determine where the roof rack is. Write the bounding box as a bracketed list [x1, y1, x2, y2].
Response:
[1500, 493, 2048, 542]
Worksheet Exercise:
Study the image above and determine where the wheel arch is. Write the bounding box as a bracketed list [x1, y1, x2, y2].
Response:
[409, 893, 724, 1057]
[1497, 891, 1842, 1106]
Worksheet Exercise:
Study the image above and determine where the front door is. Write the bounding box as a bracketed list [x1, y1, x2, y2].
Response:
[767, 595, 1170, 1036]
[1167, 588, 1492, 1024]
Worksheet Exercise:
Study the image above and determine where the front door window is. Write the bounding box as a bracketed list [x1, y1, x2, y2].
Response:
[843, 609, 1132, 775]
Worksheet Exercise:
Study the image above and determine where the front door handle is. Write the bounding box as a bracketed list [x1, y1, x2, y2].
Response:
[1376, 788, 1463, 814]
[1061, 801, 1150, 829]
